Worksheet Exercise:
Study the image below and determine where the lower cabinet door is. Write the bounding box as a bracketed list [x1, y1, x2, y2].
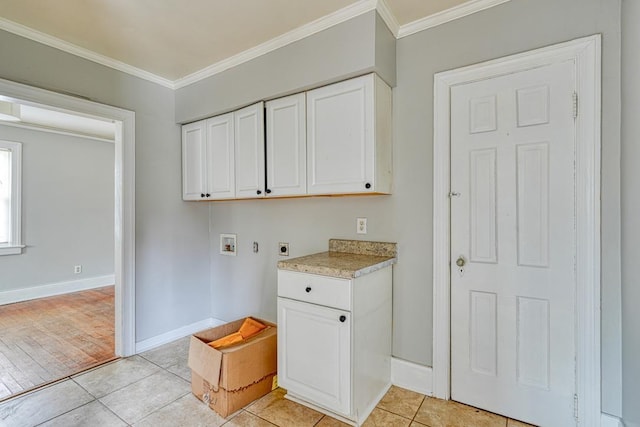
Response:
[277, 297, 351, 416]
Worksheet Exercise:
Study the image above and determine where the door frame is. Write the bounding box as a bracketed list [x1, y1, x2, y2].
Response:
[432, 35, 601, 425]
[0, 77, 137, 357]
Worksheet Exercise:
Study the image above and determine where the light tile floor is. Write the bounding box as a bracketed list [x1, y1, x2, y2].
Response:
[0, 337, 535, 427]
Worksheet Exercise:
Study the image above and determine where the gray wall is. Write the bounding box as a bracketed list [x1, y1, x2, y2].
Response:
[0, 125, 114, 290]
[178, 0, 624, 418]
[0, 29, 212, 342]
[621, 1, 640, 425]
[0, 0, 629, 419]
[175, 11, 396, 123]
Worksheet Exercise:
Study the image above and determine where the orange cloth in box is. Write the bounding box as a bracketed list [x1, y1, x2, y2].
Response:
[238, 318, 267, 339]
[208, 318, 267, 349]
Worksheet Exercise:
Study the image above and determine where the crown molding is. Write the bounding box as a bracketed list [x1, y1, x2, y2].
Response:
[397, 0, 511, 39]
[174, 0, 378, 89]
[0, 17, 175, 89]
[375, 0, 400, 38]
[0, 0, 512, 90]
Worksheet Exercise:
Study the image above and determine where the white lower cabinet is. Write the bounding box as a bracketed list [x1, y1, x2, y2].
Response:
[277, 268, 392, 426]
[278, 298, 351, 415]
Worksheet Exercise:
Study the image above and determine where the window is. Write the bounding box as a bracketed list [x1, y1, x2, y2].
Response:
[0, 140, 22, 255]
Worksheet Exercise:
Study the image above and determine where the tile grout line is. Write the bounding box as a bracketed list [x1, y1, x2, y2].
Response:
[240, 409, 278, 426]
[70, 356, 190, 425]
[95, 399, 131, 427]
[71, 356, 162, 401]
[375, 406, 414, 424]
[103, 363, 192, 425]
[411, 394, 427, 425]
[29, 379, 95, 427]
[130, 388, 192, 425]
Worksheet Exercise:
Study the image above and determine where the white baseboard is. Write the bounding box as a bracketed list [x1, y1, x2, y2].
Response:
[391, 357, 433, 396]
[135, 317, 226, 353]
[0, 274, 115, 305]
[602, 413, 625, 427]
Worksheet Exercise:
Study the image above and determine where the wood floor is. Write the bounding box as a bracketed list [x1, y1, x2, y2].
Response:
[0, 286, 115, 401]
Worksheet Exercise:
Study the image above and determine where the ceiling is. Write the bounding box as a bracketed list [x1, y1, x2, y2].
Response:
[0, 0, 506, 88]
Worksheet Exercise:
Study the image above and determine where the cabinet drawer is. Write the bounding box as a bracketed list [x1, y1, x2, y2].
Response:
[278, 270, 351, 311]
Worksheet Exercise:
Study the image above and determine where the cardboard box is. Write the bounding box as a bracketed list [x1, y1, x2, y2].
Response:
[188, 317, 277, 417]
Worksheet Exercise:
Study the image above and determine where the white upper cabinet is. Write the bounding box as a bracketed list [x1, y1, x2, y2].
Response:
[234, 102, 265, 198]
[306, 73, 392, 195]
[206, 113, 235, 199]
[182, 73, 392, 201]
[266, 93, 306, 197]
[182, 121, 207, 201]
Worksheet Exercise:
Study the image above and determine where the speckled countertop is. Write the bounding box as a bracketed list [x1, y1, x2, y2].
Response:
[277, 239, 397, 279]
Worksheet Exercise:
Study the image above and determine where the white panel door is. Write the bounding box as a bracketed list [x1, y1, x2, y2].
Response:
[307, 75, 374, 194]
[235, 102, 265, 198]
[266, 94, 306, 196]
[182, 120, 206, 200]
[205, 113, 235, 199]
[277, 297, 351, 416]
[450, 61, 576, 426]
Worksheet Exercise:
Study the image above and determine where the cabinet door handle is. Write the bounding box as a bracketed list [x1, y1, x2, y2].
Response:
[365, 182, 371, 189]
[205, 193, 210, 198]
[339, 315, 346, 323]
[266, 189, 272, 194]
[200, 193, 205, 198]
[305, 286, 311, 293]
[256, 190, 262, 195]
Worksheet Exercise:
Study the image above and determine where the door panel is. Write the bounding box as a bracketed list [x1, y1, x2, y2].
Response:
[450, 60, 576, 427]
[235, 102, 265, 198]
[277, 297, 351, 416]
[306, 76, 374, 194]
[266, 94, 306, 196]
[206, 113, 235, 199]
[182, 121, 206, 200]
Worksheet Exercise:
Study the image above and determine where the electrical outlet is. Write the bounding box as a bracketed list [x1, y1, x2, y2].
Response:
[356, 217, 367, 234]
[279, 242, 289, 256]
[74, 265, 82, 274]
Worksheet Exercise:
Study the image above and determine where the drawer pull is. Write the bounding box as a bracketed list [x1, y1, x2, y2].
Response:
[339, 315, 346, 323]
[305, 286, 312, 293]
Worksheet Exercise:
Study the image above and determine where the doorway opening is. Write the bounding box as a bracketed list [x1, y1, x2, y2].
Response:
[0, 78, 135, 400]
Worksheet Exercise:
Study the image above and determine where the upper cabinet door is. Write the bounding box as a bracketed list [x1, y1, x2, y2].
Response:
[266, 94, 306, 197]
[206, 113, 235, 199]
[182, 120, 207, 201]
[307, 74, 392, 195]
[235, 102, 265, 199]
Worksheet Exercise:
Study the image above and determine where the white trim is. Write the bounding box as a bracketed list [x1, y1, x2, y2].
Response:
[0, 77, 137, 358]
[0, 245, 24, 255]
[391, 357, 433, 396]
[173, 0, 378, 89]
[397, 0, 511, 39]
[0, 274, 115, 305]
[0, 140, 22, 253]
[375, 0, 400, 38]
[432, 35, 601, 426]
[601, 413, 625, 427]
[0, 17, 174, 89]
[0, 1, 513, 90]
[135, 317, 226, 353]
[0, 120, 115, 144]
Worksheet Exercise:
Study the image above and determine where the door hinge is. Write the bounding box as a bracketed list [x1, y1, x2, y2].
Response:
[573, 394, 579, 420]
[573, 92, 578, 118]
